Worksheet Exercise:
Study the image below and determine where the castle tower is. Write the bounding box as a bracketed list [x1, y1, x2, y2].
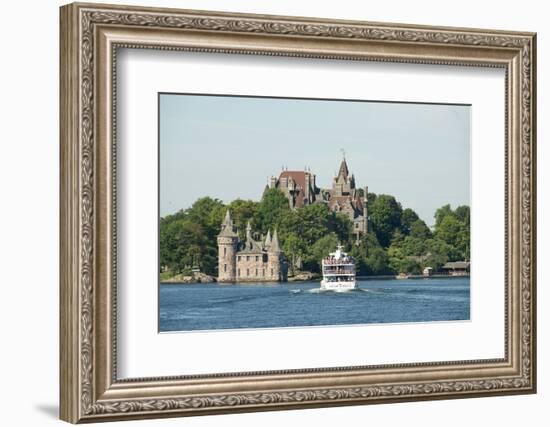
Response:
[333, 156, 351, 196]
[264, 229, 272, 250]
[268, 229, 282, 281]
[217, 210, 239, 282]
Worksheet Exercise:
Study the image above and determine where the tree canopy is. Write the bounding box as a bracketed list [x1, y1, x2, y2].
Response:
[160, 191, 470, 277]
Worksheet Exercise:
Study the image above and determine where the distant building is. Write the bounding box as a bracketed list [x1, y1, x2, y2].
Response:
[326, 157, 368, 242]
[217, 210, 288, 283]
[441, 261, 470, 276]
[266, 156, 368, 242]
[267, 169, 320, 209]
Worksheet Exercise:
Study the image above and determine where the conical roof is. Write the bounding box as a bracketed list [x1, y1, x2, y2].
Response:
[269, 229, 281, 253]
[337, 157, 349, 180]
[218, 210, 237, 237]
[264, 229, 272, 248]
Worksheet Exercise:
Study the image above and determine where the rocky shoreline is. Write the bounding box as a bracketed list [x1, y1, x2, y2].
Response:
[161, 272, 215, 284]
[161, 270, 322, 284]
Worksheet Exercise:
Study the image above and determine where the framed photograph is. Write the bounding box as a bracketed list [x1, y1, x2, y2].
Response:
[60, 2, 536, 423]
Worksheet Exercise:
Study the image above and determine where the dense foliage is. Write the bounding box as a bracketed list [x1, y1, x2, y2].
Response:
[160, 189, 470, 277]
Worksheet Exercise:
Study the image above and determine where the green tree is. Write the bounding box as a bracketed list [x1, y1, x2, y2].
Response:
[454, 205, 470, 225]
[401, 208, 420, 235]
[435, 215, 463, 248]
[387, 244, 405, 273]
[456, 228, 470, 260]
[390, 229, 406, 247]
[424, 238, 461, 269]
[283, 233, 307, 275]
[434, 204, 454, 228]
[227, 199, 259, 239]
[330, 213, 353, 244]
[160, 220, 209, 273]
[366, 192, 377, 207]
[279, 203, 332, 246]
[309, 233, 340, 272]
[185, 197, 225, 240]
[409, 219, 432, 240]
[365, 247, 390, 275]
[401, 236, 428, 257]
[432, 204, 470, 261]
[256, 188, 290, 233]
[366, 233, 390, 275]
[370, 195, 403, 248]
[159, 197, 225, 276]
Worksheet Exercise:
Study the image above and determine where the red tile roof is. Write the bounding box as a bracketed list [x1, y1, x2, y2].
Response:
[278, 171, 308, 208]
[279, 171, 307, 190]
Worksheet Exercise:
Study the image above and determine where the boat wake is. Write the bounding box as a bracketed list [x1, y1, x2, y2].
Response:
[290, 288, 371, 295]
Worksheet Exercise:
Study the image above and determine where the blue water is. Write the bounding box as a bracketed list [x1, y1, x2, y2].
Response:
[159, 278, 470, 332]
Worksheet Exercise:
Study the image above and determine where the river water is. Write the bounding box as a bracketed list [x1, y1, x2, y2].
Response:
[159, 277, 470, 332]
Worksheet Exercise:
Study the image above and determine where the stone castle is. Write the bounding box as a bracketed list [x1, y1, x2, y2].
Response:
[217, 210, 288, 282]
[217, 156, 367, 282]
[265, 156, 368, 243]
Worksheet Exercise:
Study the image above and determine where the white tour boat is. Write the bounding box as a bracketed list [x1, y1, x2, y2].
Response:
[320, 245, 357, 291]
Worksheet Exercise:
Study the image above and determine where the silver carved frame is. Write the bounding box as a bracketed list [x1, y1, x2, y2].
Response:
[59, 2, 537, 423]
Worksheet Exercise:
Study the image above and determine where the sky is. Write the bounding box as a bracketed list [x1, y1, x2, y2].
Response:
[159, 93, 470, 227]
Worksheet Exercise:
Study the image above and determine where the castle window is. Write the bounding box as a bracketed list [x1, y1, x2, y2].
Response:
[271, 268, 274, 276]
[255, 269, 258, 276]
[223, 247, 227, 256]
[237, 269, 240, 277]
[355, 223, 359, 229]
[224, 264, 227, 272]
[237, 255, 241, 261]
[246, 268, 249, 276]
[246, 256, 250, 261]
[255, 256, 259, 262]
[262, 269, 265, 276]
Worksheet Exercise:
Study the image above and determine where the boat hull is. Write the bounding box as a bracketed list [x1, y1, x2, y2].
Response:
[320, 279, 358, 292]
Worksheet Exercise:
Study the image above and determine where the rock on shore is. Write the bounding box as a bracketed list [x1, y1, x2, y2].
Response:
[161, 272, 215, 284]
[288, 271, 320, 282]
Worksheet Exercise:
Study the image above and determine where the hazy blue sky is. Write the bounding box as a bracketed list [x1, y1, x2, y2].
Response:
[160, 94, 470, 226]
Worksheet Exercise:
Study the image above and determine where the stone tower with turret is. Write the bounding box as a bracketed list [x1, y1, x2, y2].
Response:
[217, 210, 238, 282]
[267, 229, 285, 281]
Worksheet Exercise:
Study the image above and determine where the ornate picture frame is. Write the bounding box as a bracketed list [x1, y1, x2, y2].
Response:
[60, 2, 536, 423]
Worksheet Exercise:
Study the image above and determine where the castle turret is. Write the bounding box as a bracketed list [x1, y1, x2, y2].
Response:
[264, 229, 272, 249]
[333, 156, 352, 196]
[217, 210, 239, 282]
[268, 229, 284, 281]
